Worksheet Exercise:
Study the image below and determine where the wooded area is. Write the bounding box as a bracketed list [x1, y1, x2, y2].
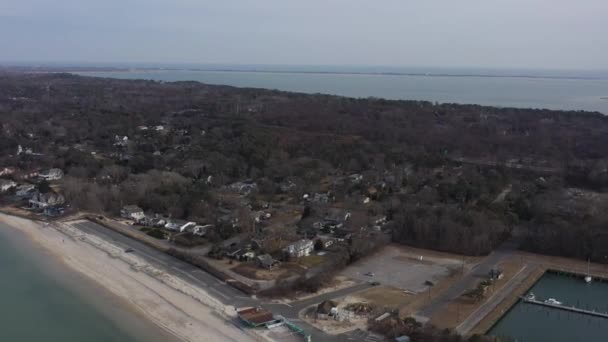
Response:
[2, 71, 608, 261]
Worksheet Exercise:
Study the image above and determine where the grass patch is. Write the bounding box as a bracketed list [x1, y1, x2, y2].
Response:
[298, 254, 325, 268]
[146, 228, 168, 239]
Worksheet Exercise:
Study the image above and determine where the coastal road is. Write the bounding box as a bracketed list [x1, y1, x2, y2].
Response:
[455, 264, 536, 335]
[70, 220, 375, 342]
[415, 238, 521, 321]
[72, 220, 255, 306]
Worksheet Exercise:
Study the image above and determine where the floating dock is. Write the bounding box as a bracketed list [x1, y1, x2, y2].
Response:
[522, 297, 608, 319]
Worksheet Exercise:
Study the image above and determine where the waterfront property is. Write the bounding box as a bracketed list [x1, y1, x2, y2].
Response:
[489, 272, 608, 342]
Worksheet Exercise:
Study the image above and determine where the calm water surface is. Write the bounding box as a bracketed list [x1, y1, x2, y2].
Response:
[77, 69, 608, 114]
[489, 272, 608, 342]
[0, 223, 176, 342]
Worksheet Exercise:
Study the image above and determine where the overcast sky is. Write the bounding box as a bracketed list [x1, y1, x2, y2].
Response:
[1, 0, 606, 69]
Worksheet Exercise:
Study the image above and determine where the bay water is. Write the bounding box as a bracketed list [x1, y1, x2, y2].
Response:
[77, 68, 608, 114]
[0, 223, 176, 342]
[489, 272, 608, 342]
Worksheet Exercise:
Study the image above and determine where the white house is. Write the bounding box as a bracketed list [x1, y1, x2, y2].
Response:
[120, 205, 145, 221]
[0, 179, 17, 192]
[39, 168, 64, 181]
[164, 219, 196, 232]
[284, 239, 314, 258]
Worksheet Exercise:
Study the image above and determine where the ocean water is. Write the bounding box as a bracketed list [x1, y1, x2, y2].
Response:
[489, 272, 608, 342]
[76, 68, 608, 114]
[0, 223, 176, 342]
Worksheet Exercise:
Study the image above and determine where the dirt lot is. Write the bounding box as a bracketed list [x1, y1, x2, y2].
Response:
[300, 294, 373, 335]
[340, 244, 466, 293]
[355, 286, 416, 309]
[232, 261, 306, 281]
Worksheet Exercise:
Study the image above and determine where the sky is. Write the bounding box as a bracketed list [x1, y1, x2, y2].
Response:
[1, 0, 607, 70]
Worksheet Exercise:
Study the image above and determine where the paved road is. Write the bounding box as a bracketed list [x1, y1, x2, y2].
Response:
[71, 220, 377, 342]
[416, 238, 521, 321]
[455, 264, 535, 335]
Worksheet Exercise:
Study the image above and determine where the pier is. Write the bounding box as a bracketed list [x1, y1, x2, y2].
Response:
[522, 297, 608, 319]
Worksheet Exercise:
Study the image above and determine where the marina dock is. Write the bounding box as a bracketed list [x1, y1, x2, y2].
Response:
[522, 297, 608, 319]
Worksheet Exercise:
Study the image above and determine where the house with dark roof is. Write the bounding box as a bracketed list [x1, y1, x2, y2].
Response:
[256, 254, 279, 269]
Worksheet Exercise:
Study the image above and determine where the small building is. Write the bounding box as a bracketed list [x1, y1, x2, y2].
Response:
[284, 239, 314, 258]
[237, 307, 276, 328]
[316, 300, 338, 320]
[120, 205, 145, 221]
[0, 179, 17, 192]
[489, 268, 504, 280]
[29, 191, 65, 209]
[256, 254, 280, 269]
[39, 168, 64, 181]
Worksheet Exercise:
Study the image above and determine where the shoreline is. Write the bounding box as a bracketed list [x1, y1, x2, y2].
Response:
[0, 213, 254, 342]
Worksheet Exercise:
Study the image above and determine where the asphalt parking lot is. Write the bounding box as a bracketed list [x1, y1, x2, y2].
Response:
[341, 245, 461, 293]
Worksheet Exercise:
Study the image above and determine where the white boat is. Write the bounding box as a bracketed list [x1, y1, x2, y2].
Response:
[585, 259, 592, 283]
[525, 293, 536, 301]
[544, 298, 562, 305]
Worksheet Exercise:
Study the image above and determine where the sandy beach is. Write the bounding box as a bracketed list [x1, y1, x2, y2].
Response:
[0, 213, 255, 342]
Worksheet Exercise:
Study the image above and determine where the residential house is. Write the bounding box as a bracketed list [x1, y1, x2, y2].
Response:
[0, 167, 16, 177]
[29, 191, 65, 209]
[114, 135, 129, 147]
[164, 219, 196, 232]
[39, 168, 64, 181]
[317, 236, 336, 249]
[139, 214, 167, 228]
[229, 180, 258, 195]
[256, 254, 279, 269]
[284, 239, 314, 258]
[310, 192, 330, 203]
[224, 245, 242, 259]
[0, 179, 17, 192]
[120, 205, 145, 221]
[44, 206, 65, 217]
[348, 173, 363, 183]
[316, 300, 338, 320]
[15, 184, 36, 198]
[236, 249, 256, 261]
[193, 224, 213, 236]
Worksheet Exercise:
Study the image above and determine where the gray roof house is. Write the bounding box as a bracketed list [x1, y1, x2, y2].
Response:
[256, 254, 280, 269]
